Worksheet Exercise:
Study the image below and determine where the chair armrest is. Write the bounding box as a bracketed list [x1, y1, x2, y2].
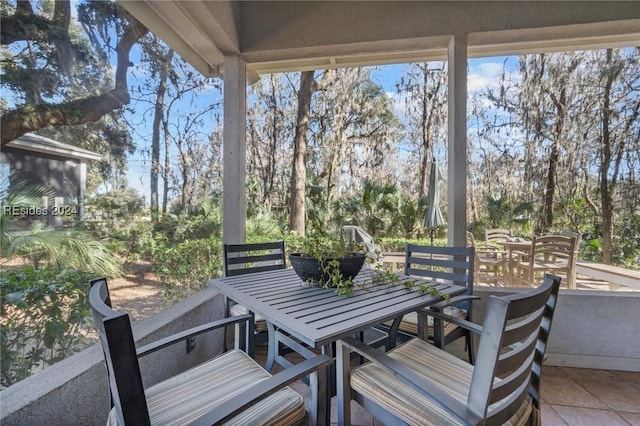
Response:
[476, 246, 507, 255]
[428, 295, 481, 311]
[427, 311, 483, 335]
[188, 354, 333, 426]
[137, 314, 252, 357]
[511, 250, 530, 260]
[337, 336, 482, 425]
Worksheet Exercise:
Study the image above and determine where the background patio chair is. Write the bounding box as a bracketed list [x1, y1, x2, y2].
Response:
[223, 241, 286, 352]
[484, 228, 512, 244]
[89, 277, 331, 426]
[560, 230, 582, 257]
[336, 274, 562, 426]
[386, 244, 476, 363]
[467, 231, 508, 286]
[512, 234, 577, 288]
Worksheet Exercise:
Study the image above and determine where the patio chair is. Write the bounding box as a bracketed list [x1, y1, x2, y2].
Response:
[223, 241, 286, 351]
[485, 228, 512, 244]
[560, 231, 582, 256]
[386, 244, 476, 363]
[512, 234, 578, 288]
[467, 231, 509, 286]
[336, 274, 562, 426]
[89, 277, 332, 426]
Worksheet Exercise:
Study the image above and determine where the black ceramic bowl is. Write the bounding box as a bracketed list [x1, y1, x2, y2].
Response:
[289, 253, 366, 283]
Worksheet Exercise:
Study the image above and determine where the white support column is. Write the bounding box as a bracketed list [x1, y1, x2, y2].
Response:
[447, 34, 468, 247]
[222, 55, 247, 244]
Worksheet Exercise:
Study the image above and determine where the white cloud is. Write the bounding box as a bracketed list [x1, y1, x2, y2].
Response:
[386, 91, 409, 122]
[468, 61, 505, 93]
[467, 59, 523, 95]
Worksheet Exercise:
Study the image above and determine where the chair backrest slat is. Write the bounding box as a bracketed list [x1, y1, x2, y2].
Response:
[485, 228, 512, 243]
[490, 356, 537, 404]
[226, 252, 285, 266]
[467, 274, 561, 423]
[495, 330, 539, 376]
[407, 255, 472, 271]
[223, 241, 286, 277]
[404, 244, 474, 303]
[89, 279, 151, 426]
[531, 235, 576, 260]
[502, 307, 546, 345]
[504, 287, 555, 319]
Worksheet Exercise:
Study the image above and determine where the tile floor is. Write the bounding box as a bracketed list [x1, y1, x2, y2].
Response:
[539, 366, 640, 426]
[254, 342, 640, 425]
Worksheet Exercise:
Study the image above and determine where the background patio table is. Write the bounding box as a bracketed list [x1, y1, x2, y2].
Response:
[500, 240, 533, 285]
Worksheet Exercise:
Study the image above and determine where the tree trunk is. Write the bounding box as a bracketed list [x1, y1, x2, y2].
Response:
[536, 56, 579, 235]
[288, 71, 316, 235]
[599, 49, 620, 264]
[150, 49, 173, 220]
[162, 117, 171, 214]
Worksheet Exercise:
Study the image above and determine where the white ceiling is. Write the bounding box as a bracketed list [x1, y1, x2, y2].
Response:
[119, 1, 640, 78]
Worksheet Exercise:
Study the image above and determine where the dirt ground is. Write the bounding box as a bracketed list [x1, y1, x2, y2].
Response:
[108, 261, 166, 321]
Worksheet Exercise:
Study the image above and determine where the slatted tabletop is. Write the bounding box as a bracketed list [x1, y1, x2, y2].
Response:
[208, 268, 466, 348]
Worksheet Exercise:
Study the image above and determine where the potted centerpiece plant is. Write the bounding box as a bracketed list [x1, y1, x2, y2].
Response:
[287, 233, 450, 300]
[288, 234, 367, 296]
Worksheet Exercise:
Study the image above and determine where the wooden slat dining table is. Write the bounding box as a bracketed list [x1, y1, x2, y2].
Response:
[208, 267, 466, 424]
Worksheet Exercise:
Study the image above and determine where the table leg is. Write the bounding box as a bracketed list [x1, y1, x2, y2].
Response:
[388, 316, 401, 348]
[265, 321, 277, 371]
[505, 248, 513, 286]
[321, 343, 334, 416]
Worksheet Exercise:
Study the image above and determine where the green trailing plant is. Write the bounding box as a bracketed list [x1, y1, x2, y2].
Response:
[288, 233, 451, 300]
[370, 260, 450, 300]
[0, 267, 95, 387]
[288, 233, 366, 296]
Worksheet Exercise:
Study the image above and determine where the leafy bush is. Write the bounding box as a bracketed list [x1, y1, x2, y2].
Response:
[84, 190, 154, 260]
[0, 267, 95, 387]
[377, 237, 446, 252]
[152, 237, 223, 303]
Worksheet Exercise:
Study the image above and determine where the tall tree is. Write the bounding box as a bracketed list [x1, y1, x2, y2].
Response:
[1, 1, 148, 145]
[396, 62, 447, 200]
[246, 73, 296, 213]
[149, 46, 174, 219]
[312, 68, 400, 204]
[288, 70, 333, 236]
[582, 48, 640, 263]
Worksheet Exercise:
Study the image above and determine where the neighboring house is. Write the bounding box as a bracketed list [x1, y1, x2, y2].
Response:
[0, 133, 102, 228]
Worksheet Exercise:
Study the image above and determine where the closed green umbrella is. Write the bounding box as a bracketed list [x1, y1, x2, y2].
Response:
[423, 159, 445, 245]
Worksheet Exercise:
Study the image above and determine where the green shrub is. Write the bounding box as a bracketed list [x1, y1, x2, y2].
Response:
[152, 237, 223, 303]
[377, 237, 446, 252]
[0, 267, 95, 387]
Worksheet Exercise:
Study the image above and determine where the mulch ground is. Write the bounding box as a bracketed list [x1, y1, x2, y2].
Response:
[107, 260, 166, 321]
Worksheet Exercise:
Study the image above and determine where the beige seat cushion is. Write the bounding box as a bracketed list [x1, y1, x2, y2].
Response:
[351, 338, 532, 426]
[108, 350, 304, 426]
[229, 304, 268, 332]
[386, 306, 466, 337]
